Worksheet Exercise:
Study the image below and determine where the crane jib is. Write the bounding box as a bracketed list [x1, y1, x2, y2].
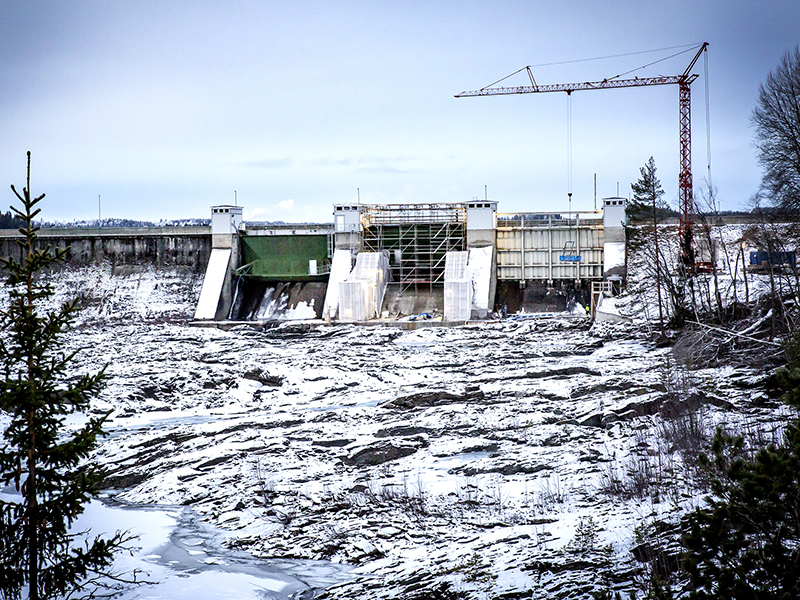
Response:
[454, 74, 699, 97]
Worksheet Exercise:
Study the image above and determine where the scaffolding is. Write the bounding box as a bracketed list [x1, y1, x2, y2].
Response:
[360, 203, 466, 293]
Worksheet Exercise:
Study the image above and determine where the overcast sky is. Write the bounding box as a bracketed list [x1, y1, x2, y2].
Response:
[1, 1, 798, 223]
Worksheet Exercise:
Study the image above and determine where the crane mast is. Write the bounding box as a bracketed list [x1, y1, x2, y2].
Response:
[456, 43, 708, 266]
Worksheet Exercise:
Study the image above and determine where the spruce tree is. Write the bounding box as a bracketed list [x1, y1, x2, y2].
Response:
[0, 153, 132, 599]
[629, 157, 667, 225]
[630, 157, 669, 331]
[627, 157, 669, 260]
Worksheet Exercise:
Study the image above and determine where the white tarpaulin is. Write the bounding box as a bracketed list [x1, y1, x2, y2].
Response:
[444, 251, 472, 321]
[338, 252, 389, 322]
[468, 246, 493, 313]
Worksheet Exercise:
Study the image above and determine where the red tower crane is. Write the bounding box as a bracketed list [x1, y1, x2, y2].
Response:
[455, 43, 709, 266]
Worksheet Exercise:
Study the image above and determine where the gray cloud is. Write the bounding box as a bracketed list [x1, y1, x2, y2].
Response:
[1, 1, 797, 220]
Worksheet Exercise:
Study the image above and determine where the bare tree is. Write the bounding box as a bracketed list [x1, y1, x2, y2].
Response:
[745, 195, 800, 338]
[752, 46, 800, 212]
[694, 184, 724, 323]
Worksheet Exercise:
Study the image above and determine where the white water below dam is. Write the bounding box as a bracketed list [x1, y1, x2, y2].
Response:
[251, 287, 317, 321]
[229, 280, 325, 321]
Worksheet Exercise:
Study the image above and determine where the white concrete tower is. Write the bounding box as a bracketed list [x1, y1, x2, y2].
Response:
[602, 197, 627, 279]
[333, 204, 362, 250]
[211, 205, 243, 249]
[195, 205, 243, 321]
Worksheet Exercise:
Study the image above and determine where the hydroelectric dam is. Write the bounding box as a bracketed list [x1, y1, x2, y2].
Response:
[193, 199, 629, 324]
[0, 199, 631, 324]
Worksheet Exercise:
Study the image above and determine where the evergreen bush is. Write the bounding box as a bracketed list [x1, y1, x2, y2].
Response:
[681, 347, 800, 598]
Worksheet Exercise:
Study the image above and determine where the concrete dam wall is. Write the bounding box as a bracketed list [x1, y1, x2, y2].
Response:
[0, 198, 629, 323]
[0, 227, 211, 270]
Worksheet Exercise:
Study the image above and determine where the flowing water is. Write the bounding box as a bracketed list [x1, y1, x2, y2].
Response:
[229, 280, 325, 321]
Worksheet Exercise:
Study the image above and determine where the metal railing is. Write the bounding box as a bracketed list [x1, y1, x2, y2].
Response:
[496, 212, 603, 230]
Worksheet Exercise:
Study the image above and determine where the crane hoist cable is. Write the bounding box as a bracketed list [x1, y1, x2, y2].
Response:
[704, 49, 712, 193]
[560, 92, 580, 263]
[567, 91, 573, 200]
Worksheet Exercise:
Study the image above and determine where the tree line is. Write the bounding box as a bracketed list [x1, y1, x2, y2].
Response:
[0, 210, 26, 230]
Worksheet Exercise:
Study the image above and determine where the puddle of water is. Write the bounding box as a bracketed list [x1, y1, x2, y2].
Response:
[308, 399, 381, 413]
[104, 411, 267, 442]
[105, 413, 224, 438]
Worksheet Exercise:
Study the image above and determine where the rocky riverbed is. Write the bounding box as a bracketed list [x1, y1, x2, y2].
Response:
[37, 265, 782, 598]
[10, 264, 781, 599]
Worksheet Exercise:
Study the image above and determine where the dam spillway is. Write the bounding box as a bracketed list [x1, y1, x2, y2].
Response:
[229, 280, 327, 321]
[226, 228, 331, 321]
[193, 198, 629, 324]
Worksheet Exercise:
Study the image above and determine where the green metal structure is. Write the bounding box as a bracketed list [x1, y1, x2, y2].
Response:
[237, 234, 330, 281]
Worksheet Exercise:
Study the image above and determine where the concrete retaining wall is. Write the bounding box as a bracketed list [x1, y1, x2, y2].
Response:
[0, 227, 211, 270]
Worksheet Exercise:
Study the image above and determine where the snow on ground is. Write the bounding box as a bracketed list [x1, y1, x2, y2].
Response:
[612, 223, 789, 327]
[39, 263, 203, 325]
[3, 262, 787, 598]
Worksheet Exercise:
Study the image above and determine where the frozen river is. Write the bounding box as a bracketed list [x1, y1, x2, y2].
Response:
[0, 257, 781, 598]
[0, 244, 773, 599]
[91, 497, 352, 600]
[19, 255, 771, 600]
[1, 489, 351, 599]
